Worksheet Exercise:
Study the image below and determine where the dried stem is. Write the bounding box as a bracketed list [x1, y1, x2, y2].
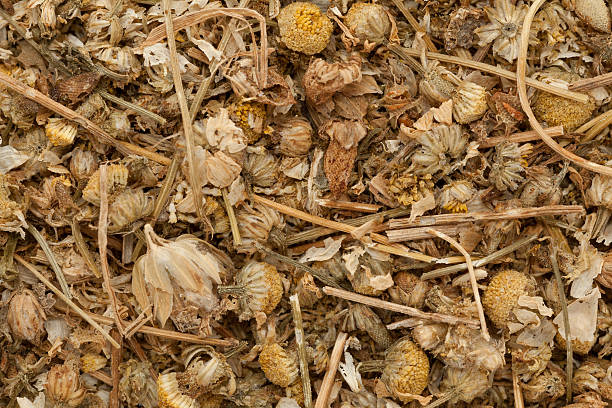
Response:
[27, 223, 71, 299]
[582, 109, 612, 142]
[253, 195, 436, 263]
[322, 286, 480, 327]
[568, 71, 612, 91]
[0, 72, 171, 165]
[99, 91, 167, 124]
[388, 205, 584, 230]
[98, 165, 126, 335]
[421, 235, 538, 280]
[517, 0, 612, 177]
[316, 199, 381, 213]
[389, 0, 437, 52]
[386, 224, 467, 242]
[110, 329, 123, 408]
[512, 368, 525, 408]
[550, 243, 573, 404]
[314, 332, 348, 408]
[477, 126, 564, 149]
[222, 188, 242, 246]
[426, 228, 489, 341]
[71, 218, 101, 278]
[290, 295, 313, 408]
[162, 0, 208, 229]
[575, 108, 612, 134]
[254, 242, 343, 289]
[287, 207, 410, 246]
[14, 254, 121, 348]
[388, 44, 589, 103]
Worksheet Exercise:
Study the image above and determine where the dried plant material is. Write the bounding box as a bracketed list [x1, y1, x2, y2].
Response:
[277, 2, 333, 55]
[132, 224, 225, 327]
[82, 164, 129, 205]
[344, 3, 390, 43]
[45, 363, 86, 407]
[445, 7, 487, 50]
[0, 145, 29, 174]
[575, 0, 611, 32]
[553, 289, 600, 355]
[8, 289, 46, 344]
[303, 55, 362, 108]
[380, 337, 430, 402]
[483, 270, 535, 329]
[452, 81, 488, 124]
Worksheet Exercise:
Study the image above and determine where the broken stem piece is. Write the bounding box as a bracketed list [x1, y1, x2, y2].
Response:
[99, 91, 167, 124]
[290, 295, 313, 408]
[14, 254, 121, 348]
[316, 199, 381, 213]
[222, 188, 242, 246]
[322, 286, 480, 327]
[27, 223, 71, 299]
[314, 332, 348, 408]
[477, 126, 564, 149]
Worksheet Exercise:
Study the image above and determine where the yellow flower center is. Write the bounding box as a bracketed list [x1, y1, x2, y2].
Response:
[295, 8, 324, 34]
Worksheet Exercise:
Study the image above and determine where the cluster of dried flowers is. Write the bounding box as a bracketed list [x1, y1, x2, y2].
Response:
[4, 0, 612, 406]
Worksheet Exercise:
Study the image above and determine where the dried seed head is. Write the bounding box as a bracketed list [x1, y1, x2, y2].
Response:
[483, 270, 534, 328]
[7, 289, 46, 344]
[70, 147, 99, 181]
[180, 349, 236, 397]
[244, 151, 278, 187]
[132, 224, 225, 327]
[489, 142, 525, 191]
[45, 363, 87, 407]
[452, 81, 488, 124]
[108, 188, 153, 232]
[236, 203, 284, 253]
[119, 360, 158, 408]
[439, 367, 489, 404]
[82, 164, 129, 205]
[259, 342, 299, 387]
[522, 368, 565, 404]
[411, 124, 468, 176]
[80, 353, 107, 373]
[277, 2, 333, 55]
[230, 102, 269, 144]
[278, 117, 313, 157]
[344, 2, 391, 43]
[46, 117, 78, 147]
[233, 262, 283, 320]
[419, 65, 455, 104]
[412, 323, 447, 350]
[351, 304, 393, 348]
[381, 337, 430, 401]
[158, 373, 199, 408]
[575, 0, 611, 32]
[439, 180, 476, 213]
[533, 71, 596, 131]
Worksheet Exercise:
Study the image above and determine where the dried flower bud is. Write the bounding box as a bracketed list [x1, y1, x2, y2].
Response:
[572, 359, 612, 398]
[439, 180, 476, 213]
[522, 368, 565, 404]
[132, 224, 225, 327]
[158, 373, 199, 408]
[412, 323, 447, 350]
[352, 304, 392, 348]
[82, 164, 129, 205]
[277, 2, 333, 55]
[533, 71, 596, 131]
[259, 342, 299, 387]
[119, 360, 158, 408]
[347, 253, 392, 296]
[411, 124, 468, 176]
[575, 0, 611, 32]
[8, 289, 46, 344]
[483, 270, 534, 328]
[512, 345, 551, 382]
[46, 117, 78, 147]
[419, 66, 455, 104]
[70, 147, 99, 181]
[278, 117, 313, 157]
[381, 337, 430, 401]
[439, 367, 489, 404]
[452, 81, 488, 124]
[344, 2, 390, 43]
[204, 151, 242, 188]
[587, 175, 612, 209]
[80, 353, 107, 373]
[489, 142, 525, 191]
[230, 102, 268, 144]
[181, 349, 236, 397]
[236, 203, 284, 253]
[108, 188, 153, 232]
[243, 151, 278, 187]
[45, 363, 86, 407]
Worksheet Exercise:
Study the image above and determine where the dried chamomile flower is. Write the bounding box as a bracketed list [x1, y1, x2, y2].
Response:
[482, 270, 535, 329]
[385, 165, 434, 207]
[79, 353, 107, 373]
[132, 224, 225, 327]
[474, 0, 529, 63]
[82, 164, 129, 205]
[380, 337, 430, 402]
[197, 108, 247, 154]
[563, 392, 609, 408]
[533, 71, 596, 131]
[45, 363, 86, 408]
[419, 61, 455, 104]
[303, 54, 362, 107]
[108, 188, 153, 232]
[204, 151, 242, 188]
[236, 203, 284, 254]
[575, 0, 611, 32]
[243, 151, 279, 187]
[278, 117, 313, 157]
[412, 323, 448, 351]
[512, 345, 551, 382]
[45, 118, 78, 147]
[69, 147, 99, 181]
[158, 373, 199, 408]
[219, 262, 283, 321]
[587, 174, 612, 208]
[390, 272, 429, 308]
[0, 93, 39, 129]
[350, 304, 392, 349]
[572, 359, 612, 399]
[8, 289, 46, 344]
[277, 2, 333, 55]
[344, 2, 390, 43]
[439, 180, 476, 213]
[230, 101, 270, 144]
[489, 142, 526, 191]
[347, 251, 393, 296]
[452, 81, 488, 124]
[259, 342, 299, 387]
[520, 166, 562, 207]
[438, 367, 490, 404]
[180, 348, 236, 398]
[411, 124, 468, 176]
[119, 360, 158, 408]
[522, 367, 565, 404]
[445, 7, 487, 50]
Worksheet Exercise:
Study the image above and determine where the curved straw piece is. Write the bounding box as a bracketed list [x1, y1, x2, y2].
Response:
[516, 0, 612, 177]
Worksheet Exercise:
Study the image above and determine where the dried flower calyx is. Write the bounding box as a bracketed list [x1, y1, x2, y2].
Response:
[8, 289, 46, 344]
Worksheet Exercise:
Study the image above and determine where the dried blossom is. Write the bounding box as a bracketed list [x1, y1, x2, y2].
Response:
[475, 0, 529, 63]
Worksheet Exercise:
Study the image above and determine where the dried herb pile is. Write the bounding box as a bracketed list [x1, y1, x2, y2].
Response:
[3, 0, 612, 406]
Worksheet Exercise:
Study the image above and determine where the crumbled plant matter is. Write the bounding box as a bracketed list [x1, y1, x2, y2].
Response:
[3, 0, 612, 405]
